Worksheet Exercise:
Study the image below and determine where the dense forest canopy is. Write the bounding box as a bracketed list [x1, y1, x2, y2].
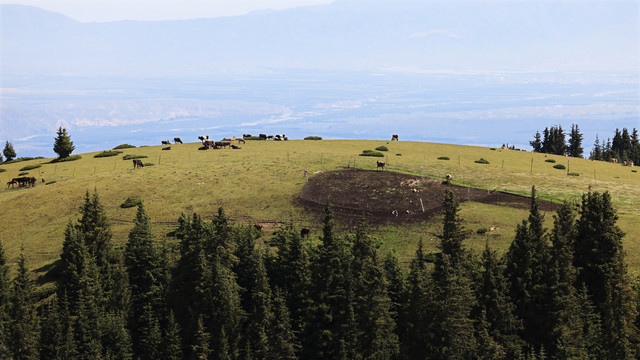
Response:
[1, 187, 638, 359]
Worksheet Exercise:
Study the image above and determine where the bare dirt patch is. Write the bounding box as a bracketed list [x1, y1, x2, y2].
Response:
[295, 169, 560, 224]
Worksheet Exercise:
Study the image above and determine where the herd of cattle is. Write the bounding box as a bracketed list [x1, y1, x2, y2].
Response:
[160, 134, 288, 148]
[7, 176, 41, 188]
[609, 158, 635, 167]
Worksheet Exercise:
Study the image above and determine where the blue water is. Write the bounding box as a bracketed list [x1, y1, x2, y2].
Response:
[2, 70, 638, 157]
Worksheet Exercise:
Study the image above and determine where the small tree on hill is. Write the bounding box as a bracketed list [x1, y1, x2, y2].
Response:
[53, 127, 75, 158]
[3, 141, 16, 162]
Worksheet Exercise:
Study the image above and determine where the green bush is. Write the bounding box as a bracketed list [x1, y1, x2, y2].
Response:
[123, 154, 148, 160]
[45, 180, 57, 185]
[143, 162, 154, 167]
[245, 136, 265, 141]
[3, 156, 45, 164]
[51, 155, 81, 163]
[121, 197, 142, 208]
[304, 136, 322, 140]
[0, 169, 5, 173]
[553, 164, 566, 170]
[359, 150, 384, 157]
[632, 170, 637, 173]
[490, 148, 496, 151]
[113, 144, 136, 150]
[396, 153, 402, 156]
[375, 146, 389, 152]
[475, 158, 490, 164]
[437, 156, 450, 160]
[18, 172, 29, 176]
[545, 159, 556, 163]
[19, 164, 42, 171]
[477, 227, 488, 235]
[94, 150, 123, 158]
[568, 172, 579, 176]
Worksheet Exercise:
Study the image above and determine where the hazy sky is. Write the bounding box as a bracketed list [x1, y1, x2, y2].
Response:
[0, 0, 335, 22]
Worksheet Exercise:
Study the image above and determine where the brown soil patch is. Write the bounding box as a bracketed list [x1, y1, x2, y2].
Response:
[295, 169, 560, 224]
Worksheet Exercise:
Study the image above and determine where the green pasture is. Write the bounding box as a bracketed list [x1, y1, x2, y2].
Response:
[1, 140, 639, 275]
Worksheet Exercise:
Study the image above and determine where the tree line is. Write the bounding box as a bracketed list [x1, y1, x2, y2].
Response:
[1, 188, 639, 359]
[530, 124, 640, 165]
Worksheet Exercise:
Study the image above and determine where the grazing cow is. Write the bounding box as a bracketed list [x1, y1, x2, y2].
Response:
[609, 158, 618, 163]
[7, 180, 17, 188]
[203, 140, 215, 149]
[222, 141, 231, 149]
[174, 137, 183, 144]
[259, 134, 267, 140]
[267, 135, 274, 140]
[198, 135, 209, 142]
[376, 161, 386, 171]
[243, 134, 252, 139]
[238, 138, 246, 144]
[162, 146, 171, 150]
[231, 144, 242, 149]
[162, 140, 170, 145]
[132, 159, 144, 169]
[300, 228, 310, 238]
[391, 134, 399, 141]
[445, 174, 452, 185]
[230, 136, 236, 141]
[274, 134, 282, 141]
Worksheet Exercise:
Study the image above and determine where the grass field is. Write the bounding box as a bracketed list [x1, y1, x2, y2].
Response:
[2, 139, 639, 276]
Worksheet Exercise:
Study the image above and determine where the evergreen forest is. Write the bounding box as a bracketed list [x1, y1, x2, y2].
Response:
[1, 188, 639, 360]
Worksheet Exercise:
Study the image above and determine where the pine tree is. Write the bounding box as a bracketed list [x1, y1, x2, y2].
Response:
[590, 135, 603, 160]
[240, 250, 273, 359]
[74, 256, 103, 358]
[53, 127, 75, 158]
[191, 315, 211, 360]
[162, 311, 183, 360]
[268, 288, 298, 359]
[79, 190, 113, 271]
[383, 251, 405, 330]
[568, 124, 584, 158]
[505, 186, 553, 349]
[99, 311, 133, 360]
[39, 298, 64, 359]
[0, 241, 11, 358]
[8, 252, 39, 360]
[2, 141, 16, 162]
[58, 221, 87, 313]
[530, 131, 542, 152]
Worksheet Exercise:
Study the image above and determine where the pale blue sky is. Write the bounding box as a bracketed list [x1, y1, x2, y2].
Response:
[0, 0, 334, 22]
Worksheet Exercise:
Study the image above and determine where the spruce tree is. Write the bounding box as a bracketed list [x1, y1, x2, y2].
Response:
[8, 252, 39, 360]
[530, 131, 542, 152]
[383, 251, 405, 330]
[0, 241, 11, 358]
[74, 256, 103, 358]
[268, 288, 298, 359]
[163, 311, 183, 360]
[240, 250, 273, 359]
[99, 311, 133, 360]
[2, 141, 16, 162]
[590, 135, 603, 160]
[58, 221, 87, 313]
[39, 298, 64, 359]
[505, 186, 552, 349]
[568, 124, 584, 158]
[53, 127, 75, 158]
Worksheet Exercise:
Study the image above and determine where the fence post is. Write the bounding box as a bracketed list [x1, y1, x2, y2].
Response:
[530, 158, 533, 174]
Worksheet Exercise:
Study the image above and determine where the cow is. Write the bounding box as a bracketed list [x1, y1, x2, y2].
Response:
[215, 141, 230, 149]
[391, 134, 399, 141]
[162, 146, 171, 150]
[243, 134, 252, 139]
[259, 134, 267, 140]
[198, 135, 209, 142]
[300, 228, 310, 238]
[132, 159, 144, 169]
[231, 145, 242, 149]
[267, 135, 274, 140]
[203, 140, 215, 149]
[376, 161, 386, 171]
[198, 146, 207, 150]
[161, 140, 170, 145]
[609, 158, 618, 163]
[222, 141, 231, 148]
[238, 138, 246, 144]
[7, 180, 16, 188]
[274, 134, 282, 141]
[174, 137, 183, 144]
[445, 174, 452, 185]
[230, 136, 236, 141]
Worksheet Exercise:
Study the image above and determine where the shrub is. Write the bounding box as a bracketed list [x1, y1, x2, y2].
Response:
[245, 136, 265, 141]
[632, 170, 637, 173]
[19, 164, 42, 171]
[477, 227, 488, 235]
[568, 172, 579, 176]
[375, 146, 389, 152]
[359, 150, 384, 157]
[553, 164, 566, 170]
[121, 197, 142, 208]
[304, 136, 322, 140]
[113, 144, 136, 150]
[424, 252, 438, 263]
[45, 180, 56, 185]
[437, 156, 450, 160]
[18, 172, 29, 176]
[490, 148, 496, 150]
[396, 153, 402, 156]
[3, 156, 45, 164]
[475, 158, 490, 164]
[143, 162, 154, 167]
[123, 154, 148, 160]
[51, 155, 81, 163]
[0, 169, 5, 173]
[94, 150, 123, 158]
[545, 159, 556, 163]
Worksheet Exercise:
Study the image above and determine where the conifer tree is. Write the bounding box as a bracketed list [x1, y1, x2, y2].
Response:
[74, 256, 103, 358]
[568, 124, 584, 158]
[58, 221, 87, 312]
[163, 311, 183, 360]
[8, 252, 39, 360]
[530, 131, 542, 152]
[53, 127, 75, 158]
[268, 288, 298, 359]
[240, 250, 273, 359]
[99, 311, 133, 360]
[191, 315, 211, 360]
[590, 135, 603, 160]
[79, 190, 113, 271]
[39, 298, 64, 359]
[2, 141, 16, 162]
[505, 186, 553, 349]
[351, 219, 399, 359]
[0, 241, 11, 358]
[383, 251, 405, 328]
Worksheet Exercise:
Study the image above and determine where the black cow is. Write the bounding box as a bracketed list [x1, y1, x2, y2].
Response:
[203, 140, 215, 149]
[391, 134, 399, 141]
[198, 135, 209, 142]
[162, 146, 171, 150]
[162, 140, 170, 145]
[376, 161, 386, 171]
[133, 159, 144, 169]
[231, 144, 242, 149]
[174, 137, 183, 144]
[259, 134, 267, 140]
[243, 134, 252, 139]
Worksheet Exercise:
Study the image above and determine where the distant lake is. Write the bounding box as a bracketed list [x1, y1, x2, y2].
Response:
[2, 70, 639, 157]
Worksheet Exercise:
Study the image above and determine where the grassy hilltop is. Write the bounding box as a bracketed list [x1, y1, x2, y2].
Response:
[1, 139, 639, 275]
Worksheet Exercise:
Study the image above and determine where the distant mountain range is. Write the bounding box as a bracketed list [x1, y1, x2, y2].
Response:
[2, 0, 638, 76]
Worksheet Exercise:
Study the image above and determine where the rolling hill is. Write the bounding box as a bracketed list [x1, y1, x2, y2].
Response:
[2, 139, 639, 276]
